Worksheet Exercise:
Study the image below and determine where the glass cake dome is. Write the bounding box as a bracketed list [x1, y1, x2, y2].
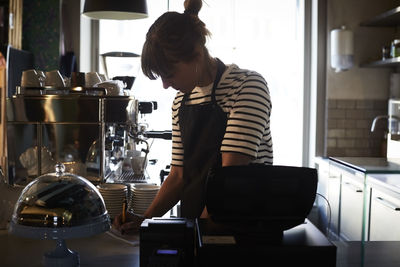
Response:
[8, 163, 111, 267]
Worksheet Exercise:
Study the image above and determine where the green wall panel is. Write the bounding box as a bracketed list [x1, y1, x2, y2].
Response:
[23, 0, 60, 71]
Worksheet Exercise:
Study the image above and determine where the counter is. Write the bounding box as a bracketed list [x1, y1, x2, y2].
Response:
[329, 157, 400, 174]
[334, 241, 400, 267]
[0, 230, 140, 267]
[367, 173, 400, 194]
[0, 221, 399, 267]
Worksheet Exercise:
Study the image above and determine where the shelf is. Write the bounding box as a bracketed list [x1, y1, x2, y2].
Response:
[360, 6, 400, 27]
[360, 57, 400, 68]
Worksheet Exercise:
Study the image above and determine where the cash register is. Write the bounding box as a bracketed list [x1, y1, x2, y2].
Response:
[140, 165, 337, 267]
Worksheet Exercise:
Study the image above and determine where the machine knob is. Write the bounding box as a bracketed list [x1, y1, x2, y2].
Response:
[138, 101, 158, 114]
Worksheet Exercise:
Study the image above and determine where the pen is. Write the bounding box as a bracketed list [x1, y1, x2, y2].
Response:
[122, 201, 126, 224]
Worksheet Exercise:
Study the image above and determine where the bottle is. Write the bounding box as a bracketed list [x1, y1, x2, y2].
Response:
[391, 39, 400, 58]
[382, 45, 391, 60]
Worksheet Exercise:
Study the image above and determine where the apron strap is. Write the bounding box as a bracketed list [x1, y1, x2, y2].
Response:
[211, 58, 226, 104]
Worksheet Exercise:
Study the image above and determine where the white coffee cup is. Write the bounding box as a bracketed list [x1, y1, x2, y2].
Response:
[85, 72, 102, 87]
[98, 73, 107, 82]
[45, 70, 65, 87]
[21, 69, 41, 87]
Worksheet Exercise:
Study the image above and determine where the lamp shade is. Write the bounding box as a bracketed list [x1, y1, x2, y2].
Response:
[83, 0, 148, 20]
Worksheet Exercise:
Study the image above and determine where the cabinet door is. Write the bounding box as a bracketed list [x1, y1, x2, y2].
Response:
[369, 187, 400, 240]
[340, 173, 364, 241]
[327, 165, 341, 240]
[313, 159, 330, 235]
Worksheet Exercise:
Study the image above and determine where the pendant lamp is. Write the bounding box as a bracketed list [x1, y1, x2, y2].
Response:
[83, 0, 148, 20]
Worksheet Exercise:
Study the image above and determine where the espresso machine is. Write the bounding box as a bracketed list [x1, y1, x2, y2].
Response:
[5, 86, 171, 186]
[387, 98, 400, 161]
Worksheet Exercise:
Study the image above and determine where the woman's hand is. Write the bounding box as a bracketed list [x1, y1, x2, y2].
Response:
[112, 211, 145, 235]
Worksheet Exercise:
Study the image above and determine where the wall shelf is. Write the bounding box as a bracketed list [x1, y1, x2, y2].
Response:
[360, 57, 400, 68]
[360, 6, 400, 27]
[359, 6, 400, 68]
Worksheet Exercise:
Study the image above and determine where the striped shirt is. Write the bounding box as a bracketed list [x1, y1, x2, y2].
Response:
[171, 63, 273, 166]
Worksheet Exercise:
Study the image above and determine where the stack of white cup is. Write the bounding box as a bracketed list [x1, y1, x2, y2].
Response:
[21, 69, 42, 87]
[44, 70, 65, 87]
[21, 69, 66, 88]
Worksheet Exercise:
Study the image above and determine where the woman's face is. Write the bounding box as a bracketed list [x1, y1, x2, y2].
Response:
[161, 60, 197, 93]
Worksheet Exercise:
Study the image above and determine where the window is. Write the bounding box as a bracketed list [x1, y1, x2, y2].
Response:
[99, 0, 306, 166]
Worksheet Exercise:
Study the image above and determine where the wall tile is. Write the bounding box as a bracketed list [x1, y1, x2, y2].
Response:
[328, 129, 346, 138]
[329, 109, 346, 119]
[345, 110, 365, 119]
[356, 100, 374, 110]
[337, 139, 355, 148]
[327, 138, 337, 148]
[327, 147, 346, 156]
[337, 100, 356, 109]
[328, 119, 337, 129]
[328, 99, 337, 109]
[326, 99, 387, 157]
[374, 100, 389, 110]
[345, 129, 364, 138]
[354, 139, 370, 148]
[356, 119, 371, 129]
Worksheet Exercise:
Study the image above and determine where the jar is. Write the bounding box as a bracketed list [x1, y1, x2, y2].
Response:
[382, 45, 391, 60]
[391, 39, 400, 58]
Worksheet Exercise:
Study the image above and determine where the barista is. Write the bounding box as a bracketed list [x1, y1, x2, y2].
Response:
[113, 0, 273, 235]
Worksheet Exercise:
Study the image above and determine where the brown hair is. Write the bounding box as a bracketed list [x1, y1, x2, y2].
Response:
[141, 0, 210, 80]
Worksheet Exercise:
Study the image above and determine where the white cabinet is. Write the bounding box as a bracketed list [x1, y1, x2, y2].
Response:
[327, 160, 368, 242]
[313, 158, 330, 235]
[367, 174, 400, 241]
[339, 172, 365, 241]
[321, 160, 400, 242]
[326, 164, 341, 240]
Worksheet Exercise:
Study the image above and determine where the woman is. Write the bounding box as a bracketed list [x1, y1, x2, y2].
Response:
[114, 0, 273, 234]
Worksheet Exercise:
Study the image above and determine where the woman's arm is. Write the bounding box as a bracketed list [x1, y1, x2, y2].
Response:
[221, 152, 252, 167]
[143, 165, 184, 218]
[114, 165, 184, 234]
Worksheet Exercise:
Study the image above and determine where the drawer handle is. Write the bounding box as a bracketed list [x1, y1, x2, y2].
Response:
[343, 181, 362, 193]
[375, 197, 400, 211]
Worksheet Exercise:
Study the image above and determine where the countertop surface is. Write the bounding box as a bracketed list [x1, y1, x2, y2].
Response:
[367, 172, 400, 194]
[1, 221, 400, 266]
[0, 229, 140, 267]
[329, 157, 400, 174]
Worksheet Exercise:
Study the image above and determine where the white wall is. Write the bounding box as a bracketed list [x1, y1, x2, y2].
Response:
[327, 0, 397, 100]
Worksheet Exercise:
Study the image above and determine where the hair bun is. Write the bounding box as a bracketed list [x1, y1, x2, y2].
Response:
[184, 0, 202, 15]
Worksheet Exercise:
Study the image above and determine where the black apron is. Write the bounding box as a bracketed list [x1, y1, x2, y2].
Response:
[178, 58, 227, 218]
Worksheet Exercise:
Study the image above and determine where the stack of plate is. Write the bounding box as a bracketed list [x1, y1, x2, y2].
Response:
[97, 183, 127, 219]
[130, 184, 160, 216]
